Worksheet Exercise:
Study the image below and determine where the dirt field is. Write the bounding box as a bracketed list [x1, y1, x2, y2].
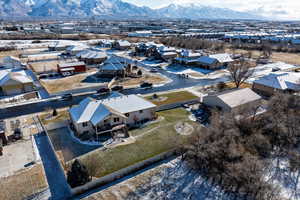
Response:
[0, 50, 21, 59]
[29, 60, 60, 73]
[226, 48, 300, 65]
[40, 69, 105, 94]
[115, 73, 169, 88]
[0, 163, 48, 200]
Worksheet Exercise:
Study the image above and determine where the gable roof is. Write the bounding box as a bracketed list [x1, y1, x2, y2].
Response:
[69, 96, 126, 126]
[216, 88, 261, 108]
[69, 93, 156, 125]
[0, 69, 33, 86]
[209, 53, 233, 63]
[197, 56, 218, 65]
[101, 94, 157, 114]
[76, 50, 107, 59]
[254, 72, 300, 91]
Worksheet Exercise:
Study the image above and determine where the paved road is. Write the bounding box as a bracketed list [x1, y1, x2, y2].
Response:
[0, 59, 229, 120]
[34, 132, 72, 200]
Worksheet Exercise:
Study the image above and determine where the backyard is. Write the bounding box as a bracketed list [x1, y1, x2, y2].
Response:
[0, 163, 48, 200]
[144, 91, 198, 106]
[68, 108, 201, 178]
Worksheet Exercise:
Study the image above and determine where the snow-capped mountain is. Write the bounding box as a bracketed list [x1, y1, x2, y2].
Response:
[0, 0, 262, 20]
[157, 3, 261, 20]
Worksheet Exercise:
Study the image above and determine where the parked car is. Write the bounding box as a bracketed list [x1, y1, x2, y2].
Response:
[97, 87, 110, 94]
[111, 85, 124, 92]
[13, 128, 23, 140]
[61, 93, 73, 101]
[150, 68, 158, 73]
[140, 82, 153, 89]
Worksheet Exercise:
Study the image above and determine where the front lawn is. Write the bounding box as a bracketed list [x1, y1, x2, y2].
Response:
[40, 109, 70, 125]
[145, 91, 198, 106]
[69, 108, 200, 178]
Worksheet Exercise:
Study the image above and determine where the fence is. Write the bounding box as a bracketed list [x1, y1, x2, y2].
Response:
[72, 150, 175, 197]
[156, 98, 200, 112]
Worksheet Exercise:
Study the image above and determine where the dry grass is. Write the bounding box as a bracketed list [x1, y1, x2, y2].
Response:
[0, 164, 48, 200]
[29, 61, 59, 73]
[226, 48, 300, 65]
[0, 50, 21, 59]
[40, 109, 70, 125]
[271, 52, 300, 65]
[40, 69, 102, 94]
[116, 74, 168, 88]
[70, 108, 199, 178]
[225, 82, 252, 89]
[145, 91, 198, 106]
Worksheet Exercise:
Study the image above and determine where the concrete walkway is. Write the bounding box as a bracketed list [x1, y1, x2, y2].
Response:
[34, 117, 72, 200]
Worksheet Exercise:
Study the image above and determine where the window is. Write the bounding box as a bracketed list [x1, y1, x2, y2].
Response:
[114, 118, 120, 123]
[82, 122, 88, 127]
[125, 113, 130, 117]
[139, 110, 143, 114]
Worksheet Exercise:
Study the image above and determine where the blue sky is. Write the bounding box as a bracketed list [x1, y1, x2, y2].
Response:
[123, 0, 300, 20]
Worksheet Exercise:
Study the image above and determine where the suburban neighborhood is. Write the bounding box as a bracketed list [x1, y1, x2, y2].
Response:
[0, 1, 300, 200]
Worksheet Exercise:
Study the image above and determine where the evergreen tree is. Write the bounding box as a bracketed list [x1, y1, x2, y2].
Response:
[67, 159, 91, 188]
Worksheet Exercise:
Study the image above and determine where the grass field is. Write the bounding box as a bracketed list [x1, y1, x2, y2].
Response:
[69, 108, 200, 178]
[40, 109, 70, 125]
[145, 91, 198, 106]
[0, 164, 48, 200]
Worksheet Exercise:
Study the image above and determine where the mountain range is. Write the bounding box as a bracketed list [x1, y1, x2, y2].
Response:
[0, 0, 262, 20]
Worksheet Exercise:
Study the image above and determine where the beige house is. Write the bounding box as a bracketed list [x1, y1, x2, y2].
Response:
[202, 88, 262, 113]
[252, 72, 300, 96]
[69, 93, 157, 139]
[0, 70, 34, 96]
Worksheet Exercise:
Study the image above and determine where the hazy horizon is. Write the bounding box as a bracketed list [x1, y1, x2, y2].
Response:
[124, 0, 300, 20]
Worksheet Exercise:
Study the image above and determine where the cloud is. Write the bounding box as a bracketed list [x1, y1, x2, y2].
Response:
[123, 0, 300, 20]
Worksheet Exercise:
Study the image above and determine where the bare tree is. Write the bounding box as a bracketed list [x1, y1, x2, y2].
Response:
[228, 59, 254, 88]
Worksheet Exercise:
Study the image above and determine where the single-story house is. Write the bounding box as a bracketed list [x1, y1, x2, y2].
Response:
[66, 45, 89, 56]
[48, 41, 70, 51]
[57, 62, 86, 76]
[202, 88, 262, 113]
[69, 93, 157, 138]
[98, 55, 134, 78]
[196, 53, 234, 69]
[252, 72, 300, 96]
[0, 69, 34, 96]
[76, 50, 107, 65]
[1, 56, 26, 69]
[113, 40, 131, 50]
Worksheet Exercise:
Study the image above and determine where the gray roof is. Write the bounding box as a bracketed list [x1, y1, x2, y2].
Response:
[197, 56, 217, 65]
[209, 53, 233, 63]
[58, 62, 85, 68]
[216, 88, 261, 108]
[69, 95, 126, 126]
[0, 69, 33, 86]
[101, 94, 156, 114]
[254, 72, 300, 90]
[76, 50, 107, 59]
[69, 93, 156, 125]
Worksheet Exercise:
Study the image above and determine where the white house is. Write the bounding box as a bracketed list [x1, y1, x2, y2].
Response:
[252, 72, 300, 96]
[0, 69, 34, 96]
[69, 93, 157, 138]
[202, 88, 262, 112]
[1, 56, 26, 69]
